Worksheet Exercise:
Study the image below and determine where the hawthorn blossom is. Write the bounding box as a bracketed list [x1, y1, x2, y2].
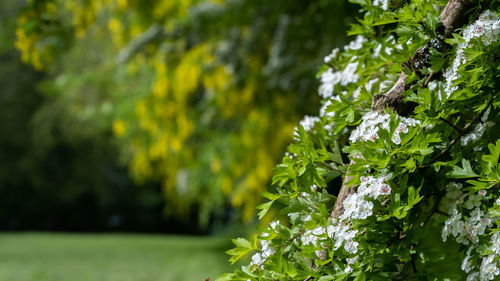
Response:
[462, 247, 475, 273]
[479, 254, 500, 280]
[461, 123, 486, 146]
[297, 115, 320, 133]
[373, 0, 388, 11]
[344, 35, 366, 51]
[319, 68, 341, 98]
[320, 99, 335, 118]
[491, 232, 500, 255]
[324, 48, 339, 64]
[349, 112, 420, 144]
[442, 206, 493, 245]
[444, 10, 500, 98]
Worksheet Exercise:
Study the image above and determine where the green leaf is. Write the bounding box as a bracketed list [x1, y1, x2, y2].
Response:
[447, 159, 479, 178]
[262, 192, 281, 201]
[256, 201, 274, 219]
[226, 238, 254, 264]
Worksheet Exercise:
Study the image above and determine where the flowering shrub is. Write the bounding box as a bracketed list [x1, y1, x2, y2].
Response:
[221, 0, 500, 280]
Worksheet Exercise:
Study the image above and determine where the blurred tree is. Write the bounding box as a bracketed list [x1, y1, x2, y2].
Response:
[15, 0, 356, 227]
[0, 1, 197, 233]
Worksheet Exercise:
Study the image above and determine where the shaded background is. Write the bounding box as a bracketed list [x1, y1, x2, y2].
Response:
[0, 0, 355, 279]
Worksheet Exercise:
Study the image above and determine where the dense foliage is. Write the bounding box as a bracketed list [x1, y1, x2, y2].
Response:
[15, 0, 355, 226]
[222, 0, 500, 280]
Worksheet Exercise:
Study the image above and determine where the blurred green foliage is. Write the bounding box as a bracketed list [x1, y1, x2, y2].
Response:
[0, 233, 232, 280]
[15, 0, 355, 227]
[0, 1, 189, 233]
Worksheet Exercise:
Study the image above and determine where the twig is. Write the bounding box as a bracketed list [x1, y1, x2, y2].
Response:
[423, 71, 435, 88]
[439, 117, 465, 133]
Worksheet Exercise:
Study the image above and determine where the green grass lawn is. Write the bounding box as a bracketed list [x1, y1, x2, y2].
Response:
[0, 232, 234, 281]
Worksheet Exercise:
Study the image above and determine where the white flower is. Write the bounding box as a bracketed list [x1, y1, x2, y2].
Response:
[461, 123, 486, 146]
[344, 239, 359, 254]
[441, 182, 465, 211]
[301, 230, 318, 246]
[442, 208, 463, 242]
[260, 240, 275, 258]
[346, 256, 359, 265]
[373, 0, 388, 11]
[269, 220, 279, 231]
[312, 226, 326, 236]
[298, 115, 320, 132]
[372, 44, 382, 58]
[250, 253, 263, 266]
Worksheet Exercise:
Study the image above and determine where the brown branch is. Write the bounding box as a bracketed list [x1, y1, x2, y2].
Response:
[330, 161, 356, 218]
[330, 0, 479, 219]
[371, 72, 408, 112]
[440, 0, 473, 36]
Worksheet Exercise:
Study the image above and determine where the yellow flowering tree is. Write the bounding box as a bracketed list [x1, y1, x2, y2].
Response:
[16, 0, 354, 226]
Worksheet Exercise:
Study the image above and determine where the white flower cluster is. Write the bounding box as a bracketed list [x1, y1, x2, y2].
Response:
[300, 174, 391, 260]
[318, 36, 367, 99]
[373, 0, 388, 11]
[340, 175, 391, 221]
[296, 115, 320, 133]
[441, 183, 491, 244]
[300, 223, 359, 259]
[319, 99, 335, 118]
[442, 207, 491, 245]
[461, 108, 492, 146]
[440, 183, 500, 280]
[301, 226, 326, 246]
[349, 112, 421, 145]
[444, 10, 500, 98]
[345, 35, 367, 52]
[467, 254, 500, 281]
[344, 256, 358, 273]
[324, 48, 339, 64]
[318, 59, 360, 99]
[326, 221, 359, 254]
[250, 221, 279, 267]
